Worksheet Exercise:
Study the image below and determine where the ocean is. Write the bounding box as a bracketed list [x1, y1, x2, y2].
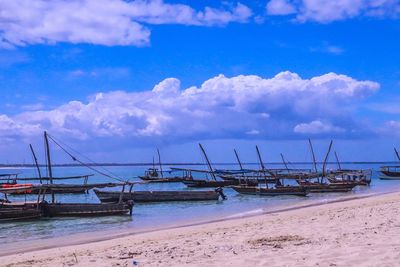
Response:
[1, 163, 400, 247]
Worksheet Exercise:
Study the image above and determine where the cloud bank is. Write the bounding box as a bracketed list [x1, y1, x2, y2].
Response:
[0, 0, 252, 48]
[0, 71, 380, 145]
[266, 0, 400, 23]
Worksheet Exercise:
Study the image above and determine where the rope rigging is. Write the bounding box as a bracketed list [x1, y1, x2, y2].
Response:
[46, 134, 130, 183]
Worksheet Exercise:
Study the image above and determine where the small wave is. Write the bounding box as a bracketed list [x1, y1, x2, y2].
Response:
[224, 208, 264, 219]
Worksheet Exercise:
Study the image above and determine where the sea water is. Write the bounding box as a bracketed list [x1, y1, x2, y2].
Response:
[1, 163, 399, 246]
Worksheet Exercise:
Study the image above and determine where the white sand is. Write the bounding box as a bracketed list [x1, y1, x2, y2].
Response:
[2, 192, 400, 267]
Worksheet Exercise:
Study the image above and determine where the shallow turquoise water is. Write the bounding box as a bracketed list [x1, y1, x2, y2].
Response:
[1, 163, 400, 245]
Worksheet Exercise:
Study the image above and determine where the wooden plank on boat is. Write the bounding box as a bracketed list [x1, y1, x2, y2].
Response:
[94, 189, 220, 203]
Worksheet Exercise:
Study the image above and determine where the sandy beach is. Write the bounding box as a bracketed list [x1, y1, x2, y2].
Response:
[2, 192, 400, 267]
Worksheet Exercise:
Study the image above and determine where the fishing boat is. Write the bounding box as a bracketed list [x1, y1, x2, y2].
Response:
[181, 179, 255, 187]
[216, 149, 278, 183]
[296, 180, 356, 193]
[380, 166, 400, 180]
[94, 188, 225, 203]
[231, 185, 307, 196]
[294, 140, 358, 193]
[0, 185, 43, 222]
[139, 168, 190, 183]
[0, 173, 19, 185]
[327, 170, 372, 186]
[379, 148, 400, 180]
[138, 149, 191, 183]
[8, 180, 127, 195]
[326, 151, 372, 186]
[2, 142, 103, 195]
[178, 144, 259, 188]
[0, 204, 42, 222]
[40, 201, 133, 217]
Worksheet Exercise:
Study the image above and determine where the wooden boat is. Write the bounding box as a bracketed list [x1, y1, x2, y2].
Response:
[379, 148, 400, 179]
[297, 180, 356, 193]
[182, 179, 257, 188]
[0, 173, 19, 186]
[218, 174, 277, 183]
[231, 185, 307, 196]
[0, 204, 42, 222]
[139, 149, 190, 183]
[94, 189, 223, 203]
[40, 202, 133, 217]
[139, 168, 188, 183]
[9, 182, 125, 195]
[327, 170, 371, 186]
[380, 166, 400, 180]
[0, 186, 42, 222]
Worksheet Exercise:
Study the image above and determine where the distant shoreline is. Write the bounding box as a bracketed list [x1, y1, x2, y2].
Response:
[0, 161, 398, 168]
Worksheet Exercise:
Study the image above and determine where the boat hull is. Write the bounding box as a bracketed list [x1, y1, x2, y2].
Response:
[380, 171, 400, 180]
[94, 189, 220, 203]
[40, 202, 133, 217]
[231, 186, 307, 196]
[183, 179, 257, 188]
[0, 203, 41, 222]
[139, 176, 186, 183]
[298, 182, 355, 193]
[218, 175, 276, 183]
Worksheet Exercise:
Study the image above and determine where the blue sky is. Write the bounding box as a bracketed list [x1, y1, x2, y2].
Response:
[0, 0, 400, 163]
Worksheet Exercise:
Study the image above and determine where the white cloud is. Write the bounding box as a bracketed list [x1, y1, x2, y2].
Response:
[266, 0, 297, 15]
[381, 120, 400, 136]
[310, 43, 344, 55]
[266, 0, 400, 23]
[294, 120, 345, 134]
[0, 71, 379, 144]
[0, 0, 252, 48]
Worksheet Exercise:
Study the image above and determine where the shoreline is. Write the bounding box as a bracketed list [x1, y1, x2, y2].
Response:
[1, 189, 397, 258]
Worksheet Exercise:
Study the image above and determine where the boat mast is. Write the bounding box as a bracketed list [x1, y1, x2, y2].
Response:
[334, 151, 342, 170]
[308, 138, 318, 173]
[322, 140, 333, 180]
[234, 149, 246, 183]
[157, 148, 164, 178]
[199, 143, 216, 180]
[234, 149, 244, 170]
[29, 144, 42, 184]
[256, 145, 266, 170]
[280, 153, 289, 171]
[395, 148, 400, 161]
[44, 131, 55, 203]
[256, 145, 269, 186]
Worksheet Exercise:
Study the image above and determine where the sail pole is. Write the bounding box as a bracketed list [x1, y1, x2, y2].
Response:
[395, 148, 400, 161]
[157, 148, 164, 178]
[29, 144, 42, 184]
[44, 131, 55, 203]
[199, 143, 216, 180]
[308, 138, 318, 173]
[256, 145, 266, 170]
[256, 145, 269, 187]
[280, 153, 289, 171]
[234, 149, 245, 183]
[234, 149, 244, 170]
[322, 140, 333, 179]
[334, 151, 342, 170]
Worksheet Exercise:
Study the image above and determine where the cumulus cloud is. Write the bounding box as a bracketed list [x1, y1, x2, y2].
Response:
[266, 0, 297, 15]
[381, 120, 400, 136]
[0, 71, 379, 145]
[266, 0, 400, 23]
[0, 0, 252, 48]
[294, 120, 345, 134]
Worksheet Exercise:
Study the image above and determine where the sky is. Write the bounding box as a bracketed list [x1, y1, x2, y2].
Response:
[0, 0, 400, 164]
